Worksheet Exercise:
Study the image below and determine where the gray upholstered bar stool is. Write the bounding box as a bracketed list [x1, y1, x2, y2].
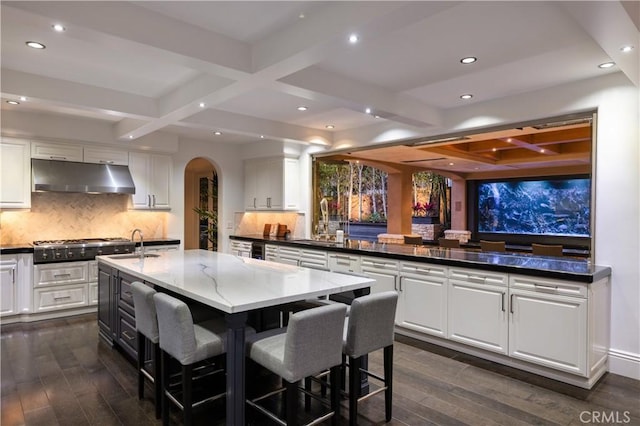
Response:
[153, 292, 227, 426]
[343, 291, 398, 426]
[131, 281, 162, 419]
[246, 303, 347, 426]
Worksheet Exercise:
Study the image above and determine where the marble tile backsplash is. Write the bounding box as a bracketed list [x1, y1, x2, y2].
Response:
[234, 212, 305, 238]
[0, 192, 166, 245]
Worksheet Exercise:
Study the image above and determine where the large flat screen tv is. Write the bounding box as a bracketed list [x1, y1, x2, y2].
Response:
[469, 175, 591, 248]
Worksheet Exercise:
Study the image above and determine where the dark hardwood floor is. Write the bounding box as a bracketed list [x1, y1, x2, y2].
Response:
[1, 314, 638, 425]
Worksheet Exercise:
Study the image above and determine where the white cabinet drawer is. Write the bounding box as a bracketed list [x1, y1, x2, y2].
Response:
[449, 267, 507, 287]
[361, 256, 399, 273]
[31, 142, 83, 162]
[399, 261, 447, 278]
[328, 254, 361, 273]
[510, 275, 587, 298]
[83, 147, 129, 165]
[34, 262, 89, 287]
[299, 249, 328, 270]
[34, 284, 88, 312]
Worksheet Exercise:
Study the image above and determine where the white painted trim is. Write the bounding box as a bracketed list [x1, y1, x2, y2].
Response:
[0, 306, 96, 325]
[608, 348, 640, 380]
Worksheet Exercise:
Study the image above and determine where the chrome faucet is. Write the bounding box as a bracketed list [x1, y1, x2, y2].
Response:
[131, 228, 144, 259]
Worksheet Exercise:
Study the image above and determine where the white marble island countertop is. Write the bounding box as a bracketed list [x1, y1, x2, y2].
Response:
[97, 249, 374, 314]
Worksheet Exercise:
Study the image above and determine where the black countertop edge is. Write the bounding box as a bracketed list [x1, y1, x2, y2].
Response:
[230, 235, 610, 284]
[135, 238, 181, 247]
[0, 245, 34, 255]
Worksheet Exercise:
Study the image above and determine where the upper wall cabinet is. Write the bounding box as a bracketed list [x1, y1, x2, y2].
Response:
[0, 138, 31, 209]
[31, 141, 129, 165]
[31, 141, 83, 162]
[83, 147, 129, 165]
[128, 152, 171, 210]
[244, 157, 299, 211]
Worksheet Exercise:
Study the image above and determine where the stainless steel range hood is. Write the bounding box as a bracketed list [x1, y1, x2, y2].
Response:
[32, 159, 136, 194]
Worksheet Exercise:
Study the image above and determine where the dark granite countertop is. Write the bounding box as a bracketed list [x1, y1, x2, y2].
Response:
[231, 235, 610, 283]
[0, 244, 34, 255]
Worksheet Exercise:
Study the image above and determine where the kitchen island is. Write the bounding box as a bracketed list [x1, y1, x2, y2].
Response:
[96, 249, 374, 425]
[231, 235, 611, 389]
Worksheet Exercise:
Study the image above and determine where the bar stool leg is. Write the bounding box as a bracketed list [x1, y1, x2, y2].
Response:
[330, 365, 340, 426]
[183, 364, 193, 426]
[348, 356, 361, 426]
[153, 342, 162, 419]
[136, 331, 145, 400]
[384, 345, 393, 422]
[161, 351, 171, 426]
[285, 380, 297, 425]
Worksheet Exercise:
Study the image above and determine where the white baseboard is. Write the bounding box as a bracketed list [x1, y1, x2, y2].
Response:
[609, 348, 640, 380]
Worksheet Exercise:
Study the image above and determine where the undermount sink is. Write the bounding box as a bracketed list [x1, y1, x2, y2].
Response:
[108, 253, 160, 260]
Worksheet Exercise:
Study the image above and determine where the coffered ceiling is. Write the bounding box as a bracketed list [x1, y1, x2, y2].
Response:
[1, 1, 637, 169]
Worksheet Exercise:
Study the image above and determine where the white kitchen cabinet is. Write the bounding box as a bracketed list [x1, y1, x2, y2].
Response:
[88, 261, 99, 305]
[32, 261, 91, 313]
[0, 138, 31, 209]
[299, 249, 328, 270]
[398, 261, 448, 338]
[129, 152, 172, 210]
[361, 256, 398, 293]
[31, 141, 83, 162]
[229, 240, 252, 257]
[448, 268, 509, 354]
[33, 262, 89, 287]
[0, 258, 18, 316]
[244, 157, 299, 211]
[276, 246, 301, 266]
[34, 284, 89, 313]
[328, 253, 361, 274]
[508, 275, 589, 376]
[83, 146, 129, 165]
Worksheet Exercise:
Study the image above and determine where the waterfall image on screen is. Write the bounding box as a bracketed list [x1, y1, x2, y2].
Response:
[477, 178, 590, 237]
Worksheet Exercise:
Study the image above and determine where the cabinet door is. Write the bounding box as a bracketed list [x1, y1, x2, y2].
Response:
[83, 147, 129, 165]
[509, 289, 587, 376]
[244, 161, 258, 210]
[398, 275, 447, 337]
[448, 280, 508, 354]
[328, 254, 361, 273]
[97, 265, 114, 342]
[264, 158, 283, 209]
[0, 139, 31, 209]
[361, 257, 398, 294]
[129, 152, 151, 208]
[149, 154, 171, 209]
[33, 284, 88, 312]
[0, 261, 17, 316]
[31, 141, 83, 161]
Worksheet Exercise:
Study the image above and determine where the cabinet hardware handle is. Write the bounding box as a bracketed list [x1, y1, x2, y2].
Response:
[122, 330, 135, 340]
[469, 275, 486, 283]
[11, 270, 15, 284]
[54, 273, 72, 278]
[534, 284, 558, 291]
[147, 194, 151, 207]
[399, 276, 403, 292]
[501, 292, 505, 312]
[253, 197, 256, 208]
[50, 156, 67, 160]
[152, 194, 156, 207]
[510, 294, 514, 314]
[393, 276, 398, 291]
[54, 295, 72, 300]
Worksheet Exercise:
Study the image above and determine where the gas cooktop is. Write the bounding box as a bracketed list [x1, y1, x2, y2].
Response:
[33, 237, 135, 263]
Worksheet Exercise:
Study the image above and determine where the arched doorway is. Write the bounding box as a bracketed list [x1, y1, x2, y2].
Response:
[184, 158, 218, 250]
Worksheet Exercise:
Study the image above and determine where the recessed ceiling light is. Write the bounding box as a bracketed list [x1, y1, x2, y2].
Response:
[325, 125, 335, 129]
[492, 148, 497, 152]
[214, 131, 222, 135]
[449, 162, 454, 166]
[374, 115, 381, 119]
[199, 102, 205, 108]
[297, 106, 308, 111]
[19, 96, 27, 101]
[299, 13, 305, 19]
[26, 41, 46, 49]
[540, 148, 545, 153]
[460, 94, 473, 100]
[365, 107, 371, 114]
[6, 100, 20, 105]
[598, 61, 615, 69]
[260, 135, 265, 138]
[460, 56, 477, 64]
[348, 34, 359, 44]
[620, 45, 634, 53]
[52, 24, 66, 32]
[128, 135, 133, 139]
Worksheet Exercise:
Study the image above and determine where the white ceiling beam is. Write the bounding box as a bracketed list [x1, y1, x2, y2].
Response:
[180, 108, 333, 145]
[280, 67, 443, 128]
[560, 1, 639, 86]
[1, 69, 157, 118]
[157, 73, 235, 117]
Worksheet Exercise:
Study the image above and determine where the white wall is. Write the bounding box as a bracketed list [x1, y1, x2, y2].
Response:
[166, 137, 243, 254]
